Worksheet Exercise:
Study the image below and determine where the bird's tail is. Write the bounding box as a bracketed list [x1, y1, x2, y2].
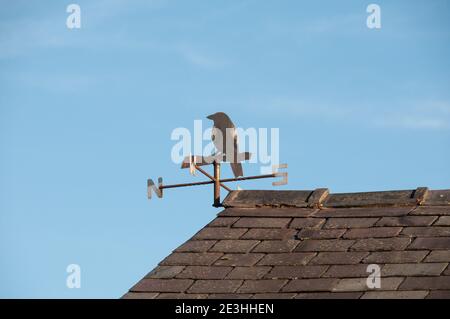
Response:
[231, 162, 243, 178]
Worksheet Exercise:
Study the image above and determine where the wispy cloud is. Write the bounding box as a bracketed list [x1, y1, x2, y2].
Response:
[176, 44, 228, 70]
[0, 1, 229, 71]
[252, 97, 450, 131]
[374, 101, 450, 130]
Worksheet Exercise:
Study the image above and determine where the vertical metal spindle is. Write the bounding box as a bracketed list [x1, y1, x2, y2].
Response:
[213, 161, 221, 207]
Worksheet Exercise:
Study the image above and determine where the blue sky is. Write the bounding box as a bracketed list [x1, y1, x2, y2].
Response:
[1, 0, 449, 298]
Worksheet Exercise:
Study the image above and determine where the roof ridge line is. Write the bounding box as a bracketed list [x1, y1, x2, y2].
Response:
[222, 188, 450, 208]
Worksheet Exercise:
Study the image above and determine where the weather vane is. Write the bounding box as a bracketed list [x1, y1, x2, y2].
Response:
[147, 112, 288, 207]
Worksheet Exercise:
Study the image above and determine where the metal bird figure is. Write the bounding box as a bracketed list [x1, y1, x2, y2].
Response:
[206, 112, 243, 177]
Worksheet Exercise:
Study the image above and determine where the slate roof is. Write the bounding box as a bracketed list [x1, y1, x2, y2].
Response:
[124, 188, 450, 299]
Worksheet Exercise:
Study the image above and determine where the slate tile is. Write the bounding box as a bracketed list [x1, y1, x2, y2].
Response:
[425, 290, 450, 299]
[382, 263, 447, 277]
[323, 264, 373, 278]
[241, 228, 297, 240]
[363, 251, 428, 263]
[401, 227, 450, 237]
[214, 253, 265, 266]
[409, 237, 450, 250]
[282, 278, 340, 292]
[209, 240, 260, 253]
[323, 218, 379, 229]
[145, 266, 185, 279]
[160, 253, 223, 266]
[289, 218, 325, 229]
[309, 252, 368, 265]
[253, 293, 296, 299]
[252, 240, 299, 253]
[122, 292, 159, 299]
[295, 239, 355, 252]
[350, 238, 411, 251]
[219, 207, 316, 217]
[435, 216, 450, 226]
[424, 250, 450, 262]
[257, 253, 316, 266]
[193, 227, 247, 240]
[207, 293, 253, 299]
[315, 207, 412, 218]
[233, 217, 292, 228]
[131, 279, 194, 293]
[294, 292, 362, 299]
[332, 277, 404, 292]
[411, 206, 450, 216]
[296, 228, 346, 239]
[444, 265, 450, 276]
[208, 217, 240, 227]
[237, 280, 288, 293]
[188, 280, 243, 293]
[176, 266, 233, 279]
[400, 276, 450, 290]
[343, 227, 402, 239]
[376, 216, 437, 227]
[361, 291, 428, 299]
[156, 293, 208, 299]
[266, 266, 328, 279]
[175, 240, 217, 253]
[226, 267, 272, 279]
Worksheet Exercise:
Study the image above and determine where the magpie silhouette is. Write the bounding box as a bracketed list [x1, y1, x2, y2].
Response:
[206, 112, 243, 177]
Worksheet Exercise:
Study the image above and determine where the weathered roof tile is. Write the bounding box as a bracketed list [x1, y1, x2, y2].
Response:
[265, 265, 328, 279]
[257, 253, 316, 266]
[175, 240, 217, 253]
[361, 291, 428, 299]
[350, 238, 412, 251]
[401, 227, 450, 237]
[160, 253, 223, 266]
[237, 280, 288, 293]
[145, 266, 185, 279]
[376, 216, 437, 227]
[282, 278, 340, 292]
[381, 263, 447, 277]
[241, 228, 297, 240]
[309, 252, 369, 265]
[314, 207, 412, 218]
[435, 216, 450, 226]
[322, 265, 372, 278]
[363, 251, 428, 264]
[187, 280, 243, 294]
[323, 217, 379, 229]
[225, 266, 271, 280]
[214, 253, 265, 267]
[209, 240, 259, 253]
[193, 227, 247, 240]
[399, 276, 450, 290]
[233, 217, 291, 228]
[409, 237, 450, 250]
[333, 277, 404, 292]
[176, 266, 233, 280]
[131, 279, 194, 293]
[424, 250, 450, 263]
[297, 228, 346, 239]
[294, 292, 363, 299]
[295, 239, 355, 252]
[289, 218, 325, 229]
[252, 240, 299, 253]
[343, 227, 402, 239]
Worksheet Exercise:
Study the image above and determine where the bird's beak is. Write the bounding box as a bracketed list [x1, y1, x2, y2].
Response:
[206, 114, 214, 120]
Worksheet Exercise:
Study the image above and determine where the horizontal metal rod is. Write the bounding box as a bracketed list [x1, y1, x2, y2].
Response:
[159, 173, 276, 190]
[195, 165, 232, 192]
[221, 174, 276, 183]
